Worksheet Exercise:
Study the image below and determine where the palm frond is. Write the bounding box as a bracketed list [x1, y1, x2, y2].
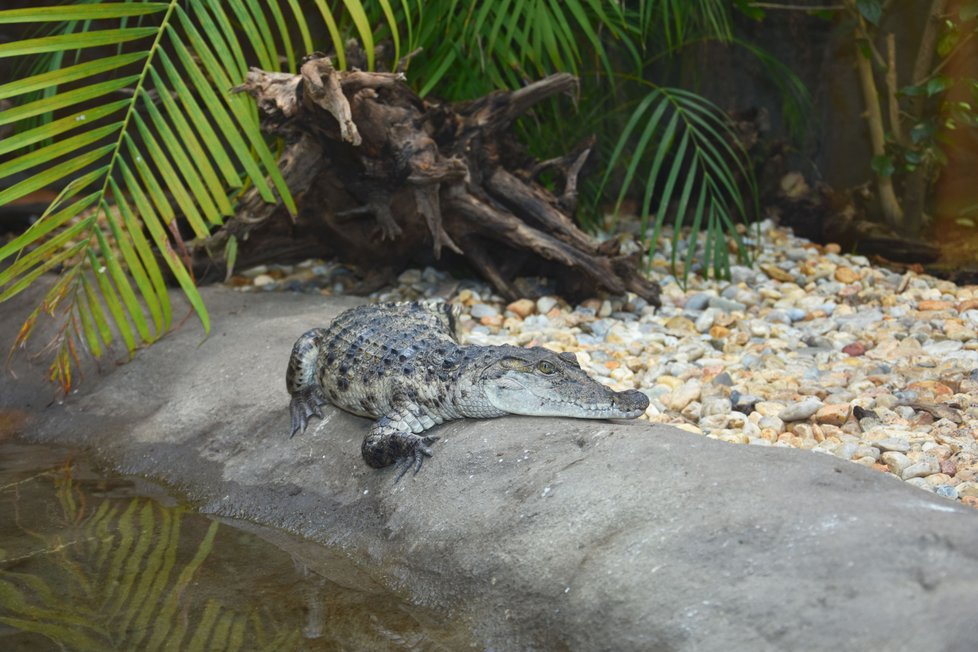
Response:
[0, 1, 397, 391]
[632, 0, 733, 52]
[598, 87, 757, 282]
[402, 0, 633, 99]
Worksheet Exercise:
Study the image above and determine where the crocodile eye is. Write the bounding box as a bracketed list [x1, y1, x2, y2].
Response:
[536, 360, 557, 375]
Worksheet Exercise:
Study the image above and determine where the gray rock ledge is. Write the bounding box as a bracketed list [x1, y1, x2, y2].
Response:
[4, 285, 978, 651]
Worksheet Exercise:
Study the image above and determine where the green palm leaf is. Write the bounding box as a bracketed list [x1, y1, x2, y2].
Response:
[0, 1, 397, 391]
[598, 87, 758, 282]
[403, 0, 632, 99]
[633, 0, 732, 51]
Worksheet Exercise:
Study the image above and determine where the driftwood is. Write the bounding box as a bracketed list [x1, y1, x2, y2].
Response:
[203, 55, 659, 305]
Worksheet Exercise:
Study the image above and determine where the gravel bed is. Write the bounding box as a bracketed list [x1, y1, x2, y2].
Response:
[230, 220, 978, 507]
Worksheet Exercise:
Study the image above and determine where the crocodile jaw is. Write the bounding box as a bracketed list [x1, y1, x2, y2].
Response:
[484, 372, 649, 419]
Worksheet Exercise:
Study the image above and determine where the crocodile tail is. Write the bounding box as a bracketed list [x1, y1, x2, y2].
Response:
[444, 301, 462, 342]
[286, 328, 329, 396]
[416, 300, 463, 342]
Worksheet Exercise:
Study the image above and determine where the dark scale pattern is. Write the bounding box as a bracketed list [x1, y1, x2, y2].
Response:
[311, 302, 462, 419]
[286, 300, 650, 481]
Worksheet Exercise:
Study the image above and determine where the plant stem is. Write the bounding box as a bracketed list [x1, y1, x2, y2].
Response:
[902, 0, 948, 235]
[885, 34, 906, 147]
[854, 29, 904, 228]
[910, 0, 948, 92]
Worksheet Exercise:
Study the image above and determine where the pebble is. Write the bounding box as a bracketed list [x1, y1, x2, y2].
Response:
[230, 220, 978, 509]
[834, 442, 859, 460]
[854, 445, 880, 461]
[787, 308, 807, 322]
[778, 398, 824, 422]
[905, 477, 934, 492]
[876, 438, 911, 453]
[708, 296, 747, 313]
[935, 485, 958, 499]
[882, 452, 912, 476]
[536, 296, 558, 314]
[814, 403, 850, 426]
[731, 392, 762, 414]
[684, 292, 713, 311]
[757, 415, 785, 432]
[666, 381, 703, 412]
[956, 482, 978, 498]
[507, 299, 536, 318]
[694, 309, 717, 333]
[471, 303, 499, 319]
[901, 458, 940, 480]
[702, 397, 733, 417]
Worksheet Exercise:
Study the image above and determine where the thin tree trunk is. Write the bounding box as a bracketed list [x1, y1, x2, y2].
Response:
[854, 31, 905, 228]
[902, 0, 949, 235]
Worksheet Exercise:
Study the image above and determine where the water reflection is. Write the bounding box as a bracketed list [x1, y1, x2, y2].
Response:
[0, 442, 470, 651]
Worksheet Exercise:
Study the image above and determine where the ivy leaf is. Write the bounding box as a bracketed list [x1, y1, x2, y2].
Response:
[910, 120, 936, 144]
[856, 0, 882, 26]
[871, 154, 895, 177]
[926, 75, 949, 97]
[950, 101, 978, 127]
[897, 84, 926, 97]
[937, 27, 959, 57]
[903, 149, 922, 171]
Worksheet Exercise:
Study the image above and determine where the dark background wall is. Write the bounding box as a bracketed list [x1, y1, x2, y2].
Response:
[687, 3, 977, 225]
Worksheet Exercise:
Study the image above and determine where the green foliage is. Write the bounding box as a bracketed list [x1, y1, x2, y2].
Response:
[597, 88, 755, 279]
[392, 1, 780, 280]
[393, 0, 635, 100]
[0, 1, 393, 391]
[855, 0, 882, 26]
[0, 1, 802, 386]
[871, 154, 896, 177]
[855, 3, 978, 190]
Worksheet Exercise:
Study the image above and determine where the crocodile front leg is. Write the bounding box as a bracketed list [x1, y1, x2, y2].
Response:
[362, 401, 441, 482]
[287, 327, 330, 437]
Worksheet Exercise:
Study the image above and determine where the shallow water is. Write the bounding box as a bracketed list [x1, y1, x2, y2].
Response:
[0, 434, 471, 651]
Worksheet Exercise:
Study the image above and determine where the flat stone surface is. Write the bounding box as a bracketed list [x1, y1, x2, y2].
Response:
[4, 284, 978, 651]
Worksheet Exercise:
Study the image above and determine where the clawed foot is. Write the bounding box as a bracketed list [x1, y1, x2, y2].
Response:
[386, 435, 438, 484]
[289, 388, 329, 437]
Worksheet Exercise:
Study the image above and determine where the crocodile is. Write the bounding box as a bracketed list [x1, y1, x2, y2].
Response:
[287, 301, 650, 480]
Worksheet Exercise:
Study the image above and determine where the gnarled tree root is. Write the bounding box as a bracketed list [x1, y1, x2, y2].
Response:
[203, 56, 659, 306]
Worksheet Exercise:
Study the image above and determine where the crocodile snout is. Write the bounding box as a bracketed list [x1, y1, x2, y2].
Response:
[615, 389, 650, 412]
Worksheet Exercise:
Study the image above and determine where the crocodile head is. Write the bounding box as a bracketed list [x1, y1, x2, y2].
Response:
[480, 346, 649, 419]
